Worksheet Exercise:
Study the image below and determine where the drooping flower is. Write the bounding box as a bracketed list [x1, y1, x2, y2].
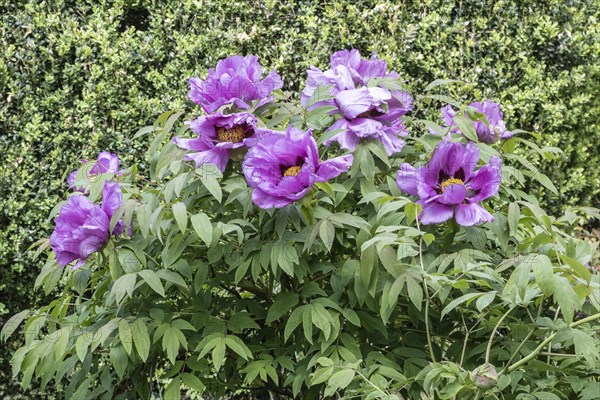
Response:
[242, 126, 353, 209]
[301, 49, 413, 156]
[173, 112, 259, 172]
[67, 152, 120, 191]
[188, 55, 283, 114]
[396, 140, 502, 226]
[438, 100, 513, 143]
[50, 182, 126, 269]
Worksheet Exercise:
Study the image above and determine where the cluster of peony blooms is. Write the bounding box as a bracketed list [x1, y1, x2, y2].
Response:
[51, 50, 510, 269]
[51, 152, 126, 268]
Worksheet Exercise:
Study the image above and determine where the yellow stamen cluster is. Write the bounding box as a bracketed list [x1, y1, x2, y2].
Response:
[217, 126, 245, 143]
[441, 177, 464, 192]
[283, 166, 302, 177]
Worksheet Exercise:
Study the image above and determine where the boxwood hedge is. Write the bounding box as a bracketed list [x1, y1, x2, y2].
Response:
[0, 0, 598, 396]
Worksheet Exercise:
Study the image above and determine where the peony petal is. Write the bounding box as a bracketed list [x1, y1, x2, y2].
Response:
[455, 203, 494, 226]
[185, 148, 230, 172]
[316, 154, 353, 181]
[101, 181, 122, 221]
[396, 163, 419, 196]
[467, 156, 502, 202]
[419, 202, 454, 225]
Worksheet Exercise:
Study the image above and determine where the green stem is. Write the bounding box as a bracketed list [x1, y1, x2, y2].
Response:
[415, 208, 436, 363]
[502, 312, 600, 374]
[485, 305, 517, 364]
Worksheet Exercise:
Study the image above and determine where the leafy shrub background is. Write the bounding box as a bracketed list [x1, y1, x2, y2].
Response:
[0, 0, 598, 397]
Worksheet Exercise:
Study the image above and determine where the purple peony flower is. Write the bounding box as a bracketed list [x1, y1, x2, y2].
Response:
[51, 182, 126, 269]
[188, 55, 283, 114]
[438, 100, 513, 143]
[242, 126, 353, 209]
[68, 152, 120, 191]
[301, 50, 413, 156]
[174, 112, 259, 172]
[396, 140, 502, 226]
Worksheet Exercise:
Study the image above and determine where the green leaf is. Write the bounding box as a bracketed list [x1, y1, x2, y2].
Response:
[132, 319, 150, 362]
[191, 213, 212, 246]
[532, 254, 554, 296]
[425, 79, 463, 91]
[533, 392, 560, 400]
[423, 233, 435, 246]
[110, 345, 128, 378]
[453, 114, 478, 141]
[75, 335, 89, 362]
[118, 248, 142, 273]
[212, 341, 226, 371]
[284, 306, 305, 342]
[164, 376, 181, 400]
[197, 167, 222, 202]
[320, 220, 335, 252]
[163, 327, 182, 364]
[1, 309, 29, 341]
[110, 273, 137, 303]
[311, 366, 333, 385]
[118, 319, 133, 355]
[360, 245, 377, 288]
[508, 202, 520, 237]
[560, 255, 592, 282]
[406, 276, 423, 311]
[266, 292, 300, 324]
[138, 269, 165, 297]
[476, 292, 496, 312]
[172, 202, 188, 234]
[328, 369, 355, 390]
[225, 336, 253, 360]
[181, 373, 204, 392]
[553, 276, 581, 323]
[441, 292, 483, 318]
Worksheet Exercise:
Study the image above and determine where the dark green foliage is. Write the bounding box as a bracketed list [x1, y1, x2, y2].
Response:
[0, 0, 598, 396]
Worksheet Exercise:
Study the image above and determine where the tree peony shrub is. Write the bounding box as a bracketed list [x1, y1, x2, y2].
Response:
[2, 51, 599, 400]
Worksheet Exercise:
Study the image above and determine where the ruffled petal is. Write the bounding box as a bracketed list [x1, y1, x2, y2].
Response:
[455, 203, 494, 226]
[433, 183, 467, 205]
[396, 163, 419, 196]
[185, 148, 230, 172]
[316, 154, 353, 181]
[467, 156, 502, 202]
[101, 181, 122, 221]
[419, 202, 454, 225]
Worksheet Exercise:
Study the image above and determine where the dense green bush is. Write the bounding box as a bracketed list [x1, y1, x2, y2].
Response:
[1, 0, 598, 397]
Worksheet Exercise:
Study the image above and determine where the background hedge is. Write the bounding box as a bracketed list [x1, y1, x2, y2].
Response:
[0, 0, 598, 397]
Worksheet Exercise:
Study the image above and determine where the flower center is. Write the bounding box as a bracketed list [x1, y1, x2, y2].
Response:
[356, 109, 383, 119]
[216, 125, 245, 143]
[441, 177, 464, 192]
[283, 166, 302, 177]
